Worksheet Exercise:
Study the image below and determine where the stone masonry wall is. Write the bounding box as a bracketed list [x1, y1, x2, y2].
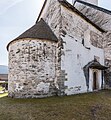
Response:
[61, 6, 103, 48]
[75, 1, 111, 87]
[39, 0, 62, 38]
[90, 31, 103, 49]
[8, 38, 57, 98]
[60, 6, 104, 94]
[39, 0, 104, 95]
[75, 2, 111, 31]
[40, 0, 67, 95]
[104, 32, 111, 87]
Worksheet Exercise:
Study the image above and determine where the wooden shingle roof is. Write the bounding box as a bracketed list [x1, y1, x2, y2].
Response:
[15, 18, 58, 41]
[7, 19, 58, 50]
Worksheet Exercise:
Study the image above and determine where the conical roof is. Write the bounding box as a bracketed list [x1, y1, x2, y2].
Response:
[15, 18, 58, 41]
[7, 19, 58, 50]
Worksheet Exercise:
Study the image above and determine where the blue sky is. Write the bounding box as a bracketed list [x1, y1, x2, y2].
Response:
[0, 0, 111, 66]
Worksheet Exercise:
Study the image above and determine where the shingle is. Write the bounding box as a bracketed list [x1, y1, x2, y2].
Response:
[7, 19, 58, 50]
[14, 18, 58, 42]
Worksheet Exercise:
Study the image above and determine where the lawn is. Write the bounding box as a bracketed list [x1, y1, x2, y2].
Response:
[0, 86, 8, 96]
[0, 90, 111, 120]
[0, 86, 4, 91]
[0, 93, 8, 98]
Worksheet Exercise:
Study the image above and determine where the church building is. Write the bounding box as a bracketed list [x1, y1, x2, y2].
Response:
[7, 0, 111, 98]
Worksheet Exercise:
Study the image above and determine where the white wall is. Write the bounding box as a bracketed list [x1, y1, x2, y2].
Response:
[61, 6, 104, 95]
[61, 35, 104, 95]
[37, 0, 105, 95]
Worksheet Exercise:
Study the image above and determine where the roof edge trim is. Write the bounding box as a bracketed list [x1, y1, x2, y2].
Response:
[7, 37, 57, 51]
[58, 0, 105, 32]
[76, 0, 111, 15]
[36, 0, 47, 23]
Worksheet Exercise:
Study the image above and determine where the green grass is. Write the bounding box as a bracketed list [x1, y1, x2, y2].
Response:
[0, 90, 111, 120]
[0, 93, 8, 98]
[0, 86, 4, 91]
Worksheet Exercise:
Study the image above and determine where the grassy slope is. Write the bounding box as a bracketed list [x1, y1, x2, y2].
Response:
[0, 86, 4, 91]
[0, 90, 111, 120]
[0, 93, 8, 98]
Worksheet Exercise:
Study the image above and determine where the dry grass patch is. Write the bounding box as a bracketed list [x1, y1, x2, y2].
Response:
[0, 90, 111, 120]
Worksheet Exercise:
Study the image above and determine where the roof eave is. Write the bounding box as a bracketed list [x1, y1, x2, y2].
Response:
[7, 37, 58, 51]
[76, 0, 111, 16]
[58, 0, 105, 33]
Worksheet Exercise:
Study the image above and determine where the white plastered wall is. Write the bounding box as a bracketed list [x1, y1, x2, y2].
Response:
[61, 6, 104, 95]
